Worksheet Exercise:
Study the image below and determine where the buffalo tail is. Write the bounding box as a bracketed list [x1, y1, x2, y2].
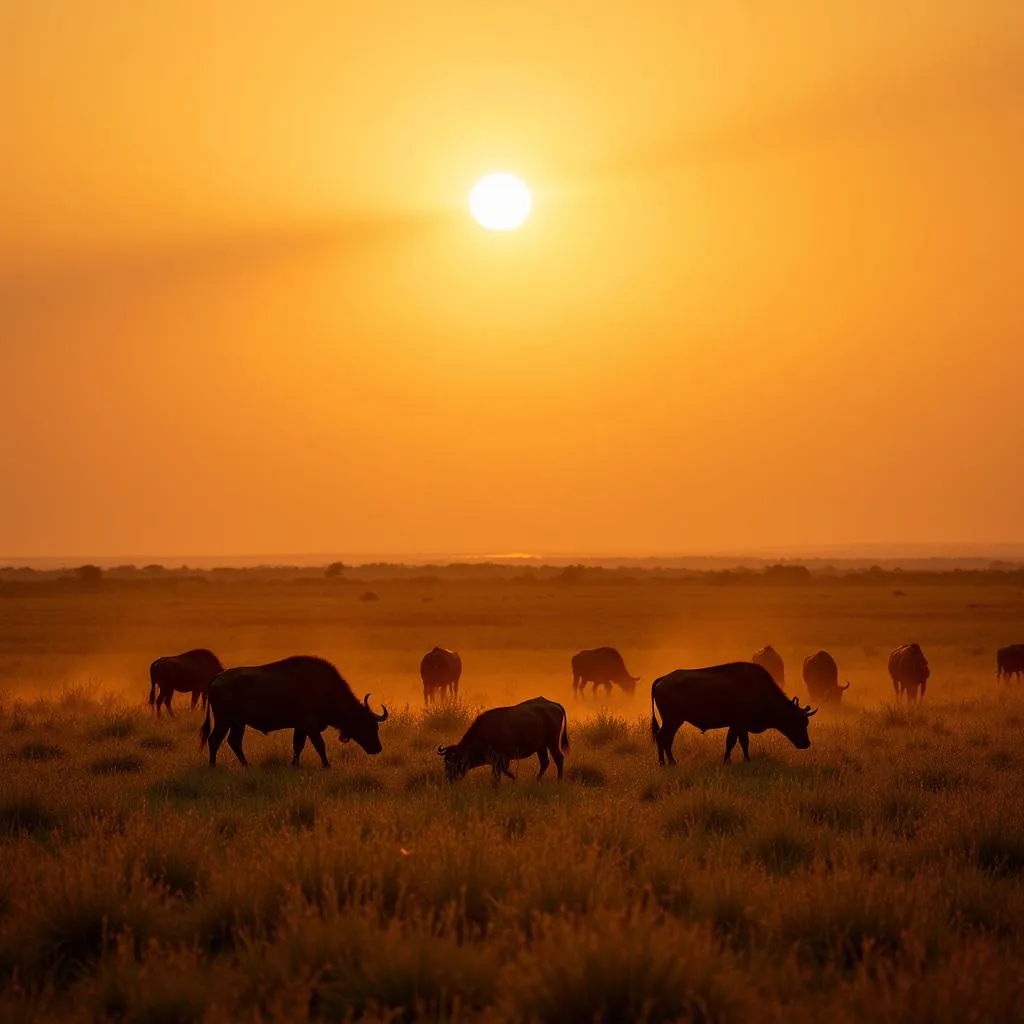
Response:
[650, 686, 660, 744]
[199, 706, 212, 750]
[560, 706, 570, 752]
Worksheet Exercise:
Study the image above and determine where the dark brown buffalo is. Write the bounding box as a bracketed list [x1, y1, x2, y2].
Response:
[199, 656, 388, 768]
[149, 649, 223, 717]
[650, 662, 816, 765]
[438, 696, 569, 785]
[571, 647, 639, 699]
[752, 645, 785, 687]
[888, 643, 930, 701]
[802, 650, 850, 705]
[996, 644, 1024, 684]
[420, 647, 462, 705]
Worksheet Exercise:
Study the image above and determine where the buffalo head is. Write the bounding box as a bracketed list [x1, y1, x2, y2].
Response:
[437, 743, 469, 783]
[338, 694, 389, 755]
[778, 695, 816, 749]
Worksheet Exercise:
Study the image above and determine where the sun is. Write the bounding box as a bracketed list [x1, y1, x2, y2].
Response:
[468, 172, 532, 231]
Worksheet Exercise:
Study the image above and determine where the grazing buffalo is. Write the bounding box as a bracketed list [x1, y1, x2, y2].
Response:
[996, 644, 1024, 684]
[199, 656, 388, 768]
[650, 662, 816, 765]
[149, 649, 223, 717]
[888, 643, 930, 701]
[802, 650, 850, 705]
[420, 647, 462, 705]
[571, 647, 639, 699]
[438, 696, 570, 785]
[752, 645, 785, 687]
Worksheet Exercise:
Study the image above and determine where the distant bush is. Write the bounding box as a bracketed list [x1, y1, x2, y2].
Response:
[74, 564, 104, 589]
[324, 562, 345, 578]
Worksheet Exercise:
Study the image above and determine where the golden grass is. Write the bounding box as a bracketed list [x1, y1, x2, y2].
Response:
[1, 579, 1023, 1020]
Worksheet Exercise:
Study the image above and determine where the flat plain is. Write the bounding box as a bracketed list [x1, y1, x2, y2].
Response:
[2, 577, 1024, 1022]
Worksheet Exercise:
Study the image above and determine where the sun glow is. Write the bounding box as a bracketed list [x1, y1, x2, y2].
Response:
[468, 173, 532, 231]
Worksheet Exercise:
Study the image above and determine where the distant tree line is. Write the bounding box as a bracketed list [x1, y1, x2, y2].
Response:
[2, 560, 1024, 596]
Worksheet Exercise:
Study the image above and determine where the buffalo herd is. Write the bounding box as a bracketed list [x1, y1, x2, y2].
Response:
[138, 638, 1018, 781]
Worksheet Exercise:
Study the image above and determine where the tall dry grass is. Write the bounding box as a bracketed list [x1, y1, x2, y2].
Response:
[1, 580, 1023, 1020]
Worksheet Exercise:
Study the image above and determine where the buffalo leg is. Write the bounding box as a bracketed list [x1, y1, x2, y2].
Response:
[207, 722, 229, 766]
[660, 720, 681, 765]
[423, 685, 430, 707]
[738, 730, 751, 761]
[308, 730, 331, 769]
[165, 691, 175, 717]
[191, 689, 200, 710]
[549, 743, 564, 779]
[226, 725, 249, 767]
[724, 727, 738, 764]
[292, 730, 307, 767]
[536, 747, 550, 779]
[491, 761, 503, 786]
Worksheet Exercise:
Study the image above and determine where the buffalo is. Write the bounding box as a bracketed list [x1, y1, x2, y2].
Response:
[888, 643, 930, 701]
[438, 696, 570, 785]
[199, 656, 388, 768]
[650, 662, 816, 765]
[752, 645, 785, 687]
[802, 650, 850, 705]
[420, 647, 462, 705]
[996, 644, 1024, 684]
[571, 647, 639, 699]
[149, 649, 223, 717]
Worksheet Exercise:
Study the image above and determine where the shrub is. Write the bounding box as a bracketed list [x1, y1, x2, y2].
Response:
[419, 699, 473, 735]
[90, 755, 144, 775]
[0, 794, 62, 835]
[327, 772, 385, 796]
[138, 735, 175, 751]
[751, 830, 814, 875]
[568, 763, 606, 788]
[974, 831, 1024, 877]
[19, 741, 63, 761]
[665, 795, 747, 838]
[88, 714, 137, 742]
[138, 846, 207, 900]
[579, 710, 630, 748]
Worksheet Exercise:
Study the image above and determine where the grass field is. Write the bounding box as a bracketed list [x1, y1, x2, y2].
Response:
[2, 579, 1024, 1022]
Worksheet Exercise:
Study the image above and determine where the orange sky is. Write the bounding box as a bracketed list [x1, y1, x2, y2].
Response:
[2, 1, 1023, 558]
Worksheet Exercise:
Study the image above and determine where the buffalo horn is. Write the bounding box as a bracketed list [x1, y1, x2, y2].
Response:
[840, 681, 851, 691]
[363, 693, 389, 722]
[805, 705, 818, 717]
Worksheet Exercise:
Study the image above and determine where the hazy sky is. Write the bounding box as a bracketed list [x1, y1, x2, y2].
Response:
[3, 1, 1023, 558]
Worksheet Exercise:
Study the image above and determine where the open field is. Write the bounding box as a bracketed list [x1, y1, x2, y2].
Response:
[2, 579, 1024, 1021]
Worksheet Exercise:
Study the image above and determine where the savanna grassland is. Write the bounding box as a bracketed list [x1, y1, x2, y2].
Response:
[2, 577, 1024, 1022]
